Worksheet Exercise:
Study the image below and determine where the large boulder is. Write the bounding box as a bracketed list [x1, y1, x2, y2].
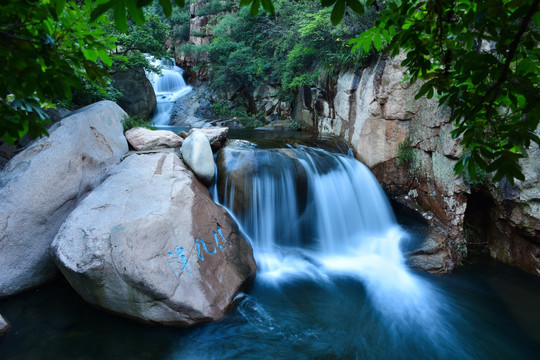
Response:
[112, 67, 157, 119]
[181, 130, 215, 186]
[0, 101, 128, 297]
[125, 127, 183, 151]
[50, 153, 256, 326]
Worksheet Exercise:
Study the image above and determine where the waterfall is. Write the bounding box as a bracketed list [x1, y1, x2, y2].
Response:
[216, 142, 445, 335]
[147, 58, 192, 125]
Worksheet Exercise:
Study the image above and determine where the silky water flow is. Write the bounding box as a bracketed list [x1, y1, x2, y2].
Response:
[213, 143, 459, 357]
[147, 58, 192, 126]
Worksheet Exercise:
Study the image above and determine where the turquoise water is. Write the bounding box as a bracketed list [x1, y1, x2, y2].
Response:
[1, 132, 539, 359]
[0, 257, 539, 359]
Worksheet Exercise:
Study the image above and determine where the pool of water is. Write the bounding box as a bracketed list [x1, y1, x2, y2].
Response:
[1, 245, 539, 360]
[1, 132, 539, 359]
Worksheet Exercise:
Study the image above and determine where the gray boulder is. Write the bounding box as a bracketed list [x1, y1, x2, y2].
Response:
[50, 153, 256, 326]
[125, 127, 183, 151]
[188, 126, 228, 152]
[0, 101, 128, 298]
[112, 67, 157, 119]
[181, 130, 215, 186]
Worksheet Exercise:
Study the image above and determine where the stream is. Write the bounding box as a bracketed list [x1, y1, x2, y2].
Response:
[0, 130, 539, 359]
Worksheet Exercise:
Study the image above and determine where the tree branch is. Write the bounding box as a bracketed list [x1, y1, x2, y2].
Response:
[461, 0, 539, 124]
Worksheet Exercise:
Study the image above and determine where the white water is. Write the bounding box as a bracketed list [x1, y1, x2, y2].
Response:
[217, 144, 446, 335]
[147, 58, 192, 125]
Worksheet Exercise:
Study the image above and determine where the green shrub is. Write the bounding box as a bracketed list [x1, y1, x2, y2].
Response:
[122, 115, 156, 132]
[397, 139, 415, 166]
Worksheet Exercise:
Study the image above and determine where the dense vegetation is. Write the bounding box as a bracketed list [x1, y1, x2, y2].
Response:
[205, 1, 376, 96]
[1, 0, 539, 184]
[0, 0, 171, 144]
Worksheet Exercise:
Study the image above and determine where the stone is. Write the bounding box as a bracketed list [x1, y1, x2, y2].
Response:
[125, 127, 183, 151]
[216, 141, 258, 216]
[187, 126, 228, 152]
[112, 67, 156, 119]
[0, 313, 9, 337]
[0, 101, 128, 298]
[478, 125, 540, 276]
[50, 153, 256, 326]
[181, 130, 215, 186]
[0, 140, 18, 171]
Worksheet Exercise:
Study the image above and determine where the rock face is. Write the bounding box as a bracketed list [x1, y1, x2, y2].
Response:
[181, 130, 215, 186]
[50, 153, 256, 325]
[294, 54, 469, 274]
[0, 313, 9, 337]
[292, 53, 540, 275]
[187, 126, 228, 152]
[465, 128, 540, 276]
[0, 101, 128, 297]
[125, 127, 183, 151]
[112, 67, 157, 119]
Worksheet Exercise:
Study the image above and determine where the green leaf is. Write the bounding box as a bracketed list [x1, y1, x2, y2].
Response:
[174, 0, 186, 6]
[98, 51, 113, 67]
[321, 0, 337, 7]
[114, 1, 128, 33]
[159, 0, 173, 18]
[533, 11, 540, 26]
[346, 0, 364, 15]
[415, 81, 433, 100]
[331, 0, 346, 26]
[90, 1, 114, 23]
[53, 0, 66, 16]
[127, 0, 146, 25]
[372, 31, 382, 51]
[250, 0, 261, 17]
[240, 0, 254, 6]
[362, 33, 371, 53]
[261, 0, 275, 13]
[136, 0, 153, 6]
[82, 49, 99, 62]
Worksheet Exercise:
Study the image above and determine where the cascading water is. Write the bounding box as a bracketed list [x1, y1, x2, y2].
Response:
[147, 58, 192, 125]
[216, 141, 450, 347]
[1, 134, 538, 359]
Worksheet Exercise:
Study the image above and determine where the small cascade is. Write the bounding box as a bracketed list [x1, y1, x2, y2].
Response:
[217, 145, 400, 269]
[216, 142, 446, 336]
[147, 58, 192, 125]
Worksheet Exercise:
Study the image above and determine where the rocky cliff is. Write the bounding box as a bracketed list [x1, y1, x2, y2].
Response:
[291, 53, 540, 276]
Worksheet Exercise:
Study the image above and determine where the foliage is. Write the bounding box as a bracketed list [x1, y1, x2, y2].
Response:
[203, 0, 375, 103]
[167, 5, 191, 42]
[122, 115, 156, 132]
[396, 138, 415, 166]
[195, 0, 233, 17]
[112, 10, 170, 68]
[210, 99, 265, 128]
[0, 0, 176, 144]
[240, 0, 540, 184]
[0, 0, 116, 143]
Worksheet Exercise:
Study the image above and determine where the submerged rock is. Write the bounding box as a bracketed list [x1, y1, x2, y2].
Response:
[181, 130, 215, 186]
[0, 101, 128, 298]
[125, 127, 183, 151]
[0, 314, 9, 337]
[50, 153, 256, 326]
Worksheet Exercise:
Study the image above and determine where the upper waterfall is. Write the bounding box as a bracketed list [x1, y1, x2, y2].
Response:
[147, 57, 192, 125]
